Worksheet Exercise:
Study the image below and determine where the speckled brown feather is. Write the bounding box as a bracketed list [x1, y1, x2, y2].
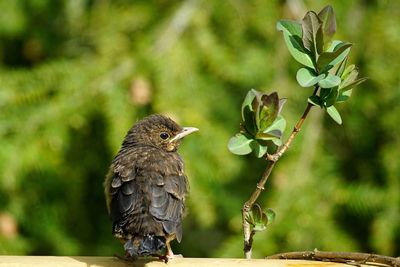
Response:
[104, 114, 191, 256]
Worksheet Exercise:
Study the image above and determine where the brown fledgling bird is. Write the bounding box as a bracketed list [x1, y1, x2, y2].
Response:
[104, 114, 198, 259]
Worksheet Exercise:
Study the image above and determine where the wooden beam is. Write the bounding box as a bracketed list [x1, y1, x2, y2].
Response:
[0, 256, 367, 267]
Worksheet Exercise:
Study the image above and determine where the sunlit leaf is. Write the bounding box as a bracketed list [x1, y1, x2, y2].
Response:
[318, 5, 336, 45]
[241, 89, 257, 121]
[264, 115, 286, 137]
[341, 64, 356, 78]
[228, 133, 253, 155]
[276, 19, 302, 36]
[335, 56, 348, 77]
[256, 131, 280, 140]
[326, 105, 342, 124]
[340, 67, 367, 91]
[250, 141, 268, 158]
[277, 20, 314, 68]
[340, 77, 368, 92]
[265, 208, 276, 225]
[336, 65, 367, 101]
[247, 205, 276, 232]
[278, 98, 287, 114]
[271, 138, 282, 146]
[296, 68, 325, 87]
[336, 89, 352, 103]
[251, 204, 269, 232]
[317, 42, 352, 72]
[318, 73, 341, 88]
[256, 116, 286, 146]
[253, 223, 267, 232]
[302, 11, 323, 60]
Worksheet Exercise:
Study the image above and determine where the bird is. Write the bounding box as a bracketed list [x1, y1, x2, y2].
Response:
[104, 114, 198, 260]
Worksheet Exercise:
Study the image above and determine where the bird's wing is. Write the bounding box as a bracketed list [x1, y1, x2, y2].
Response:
[104, 148, 141, 227]
[108, 171, 139, 227]
[149, 174, 188, 242]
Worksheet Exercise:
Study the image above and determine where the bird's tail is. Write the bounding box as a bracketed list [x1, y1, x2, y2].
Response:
[124, 235, 166, 256]
[138, 235, 166, 255]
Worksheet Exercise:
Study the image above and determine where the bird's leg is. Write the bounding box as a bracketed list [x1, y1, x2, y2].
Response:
[164, 240, 183, 261]
[166, 241, 174, 258]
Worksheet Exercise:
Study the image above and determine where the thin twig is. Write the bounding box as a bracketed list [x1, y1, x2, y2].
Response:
[268, 87, 318, 162]
[242, 87, 319, 259]
[242, 161, 275, 259]
[266, 250, 400, 267]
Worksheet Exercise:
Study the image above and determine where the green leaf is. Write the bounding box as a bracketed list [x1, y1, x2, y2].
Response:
[339, 67, 367, 91]
[253, 222, 267, 232]
[321, 88, 338, 107]
[340, 77, 368, 92]
[296, 68, 325, 87]
[336, 89, 352, 103]
[277, 20, 314, 68]
[320, 87, 331, 99]
[250, 204, 269, 232]
[264, 115, 286, 138]
[256, 115, 286, 144]
[252, 96, 261, 130]
[248, 205, 276, 232]
[302, 11, 323, 60]
[241, 89, 257, 121]
[335, 56, 348, 77]
[228, 133, 253, 155]
[265, 208, 276, 225]
[341, 64, 356, 78]
[337, 66, 367, 102]
[250, 141, 268, 158]
[318, 73, 341, 88]
[317, 42, 352, 72]
[326, 105, 342, 124]
[242, 113, 257, 136]
[278, 98, 287, 114]
[241, 89, 258, 135]
[318, 5, 336, 45]
[271, 137, 282, 146]
[308, 95, 322, 107]
[256, 131, 280, 140]
[276, 19, 302, 36]
[259, 92, 279, 131]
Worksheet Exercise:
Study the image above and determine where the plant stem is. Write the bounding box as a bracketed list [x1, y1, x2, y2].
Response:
[242, 87, 319, 259]
[266, 250, 400, 267]
[242, 160, 275, 259]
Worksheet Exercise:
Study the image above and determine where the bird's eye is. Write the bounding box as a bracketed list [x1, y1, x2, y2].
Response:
[160, 132, 170, 140]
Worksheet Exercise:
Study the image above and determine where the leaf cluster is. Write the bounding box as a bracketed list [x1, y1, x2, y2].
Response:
[245, 204, 276, 232]
[277, 5, 366, 124]
[228, 89, 286, 158]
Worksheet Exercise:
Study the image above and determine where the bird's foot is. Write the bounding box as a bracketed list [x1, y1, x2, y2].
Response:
[158, 253, 183, 263]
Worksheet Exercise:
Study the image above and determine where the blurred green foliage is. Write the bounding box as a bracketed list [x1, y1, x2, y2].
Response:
[0, 0, 399, 258]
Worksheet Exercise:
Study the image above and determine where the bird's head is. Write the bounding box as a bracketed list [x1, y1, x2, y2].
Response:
[124, 114, 198, 152]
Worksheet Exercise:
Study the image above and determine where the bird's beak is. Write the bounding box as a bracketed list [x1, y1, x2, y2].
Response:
[169, 127, 199, 142]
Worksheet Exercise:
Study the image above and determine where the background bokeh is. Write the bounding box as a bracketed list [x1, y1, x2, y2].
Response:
[0, 0, 399, 258]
